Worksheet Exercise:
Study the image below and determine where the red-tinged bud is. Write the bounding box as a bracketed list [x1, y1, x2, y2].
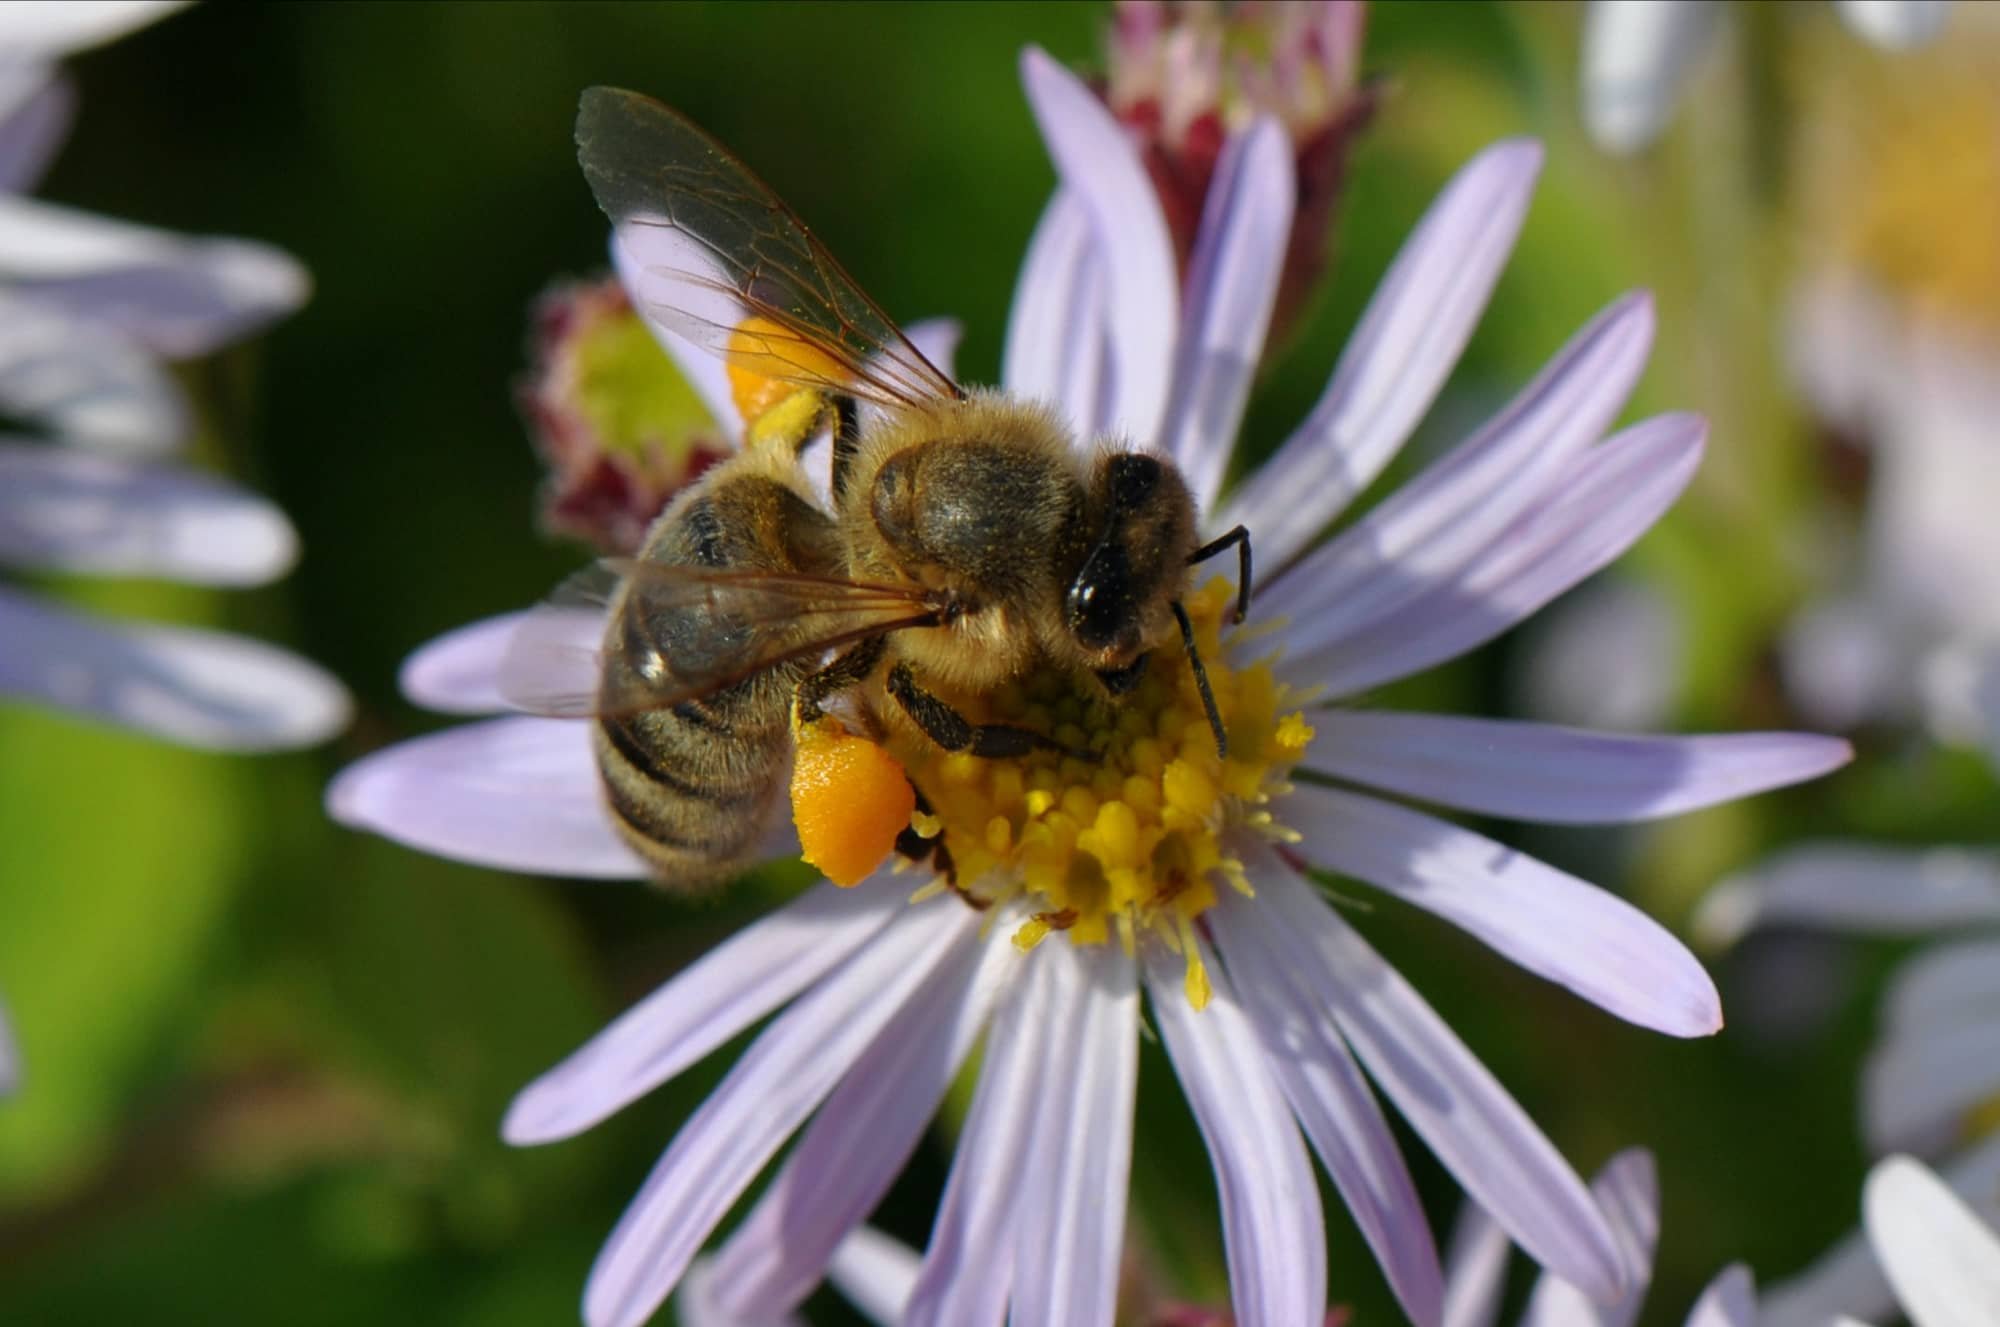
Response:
[518, 276, 731, 556]
[1104, 0, 1378, 342]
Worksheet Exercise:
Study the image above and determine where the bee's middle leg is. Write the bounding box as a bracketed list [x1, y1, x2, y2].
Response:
[886, 661, 1073, 759]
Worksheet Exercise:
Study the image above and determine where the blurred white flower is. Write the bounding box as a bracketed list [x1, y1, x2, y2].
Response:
[0, 0, 348, 1098]
[1511, 575, 1686, 733]
[1579, 0, 1952, 154]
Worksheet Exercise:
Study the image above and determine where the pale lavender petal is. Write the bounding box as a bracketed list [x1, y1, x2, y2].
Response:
[1758, 1132, 2000, 1327]
[1210, 846, 1445, 1327]
[1306, 710, 1850, 825]
[1285, 413, 1705, 699]
[1020, 46, 1176, 443]
[327, 716, 646, 880]
[1162, 117, 1293, 512]
[0, 585, 349, 750]
[704, 912, 1017, 1318]
[0, 196, 309, 356]
[504, 875, 907, 1144]
[582, 897, 980, 1327]
[903, 949, 1059, 1327]
[827, 1227, 921, 1327]
[611, 231, 742, 441]
[1244, 873, 1626, 1299]
[1518, 1149, 1658, 1327]
[1863, 1019, 2000, 1154]
[1215, 140, 1544, 571]
[1286, 784, 1721, 1036]
[0, 292, 187, 452]
[1883, 940, 2000, 1039]
[1012, 943, 1139, 1327]
[0, 65, 72, 193]
[1863, 1155, 2000, 1327]
[675, 1260, 803, 1327]
[1684, 1265, 1757, 1327]
[1255, 292, 1654, 633]
[1439, 1199, 1509, 1327]
[1147, 936, 1328, 1327]
[0, 1, 186, 61]
[904, 316, 962, 383]
[1835, 0, 1952, 49]
[1694, 845, 2000, 948]
[0, 443, 297, 583]
[397, 612, 530, 715]
[1579, 0, 1718, 154]
[1000, 190, 1105, 437]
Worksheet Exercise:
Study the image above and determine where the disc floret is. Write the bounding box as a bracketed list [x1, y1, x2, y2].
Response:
[897, 578, 1312, 1008]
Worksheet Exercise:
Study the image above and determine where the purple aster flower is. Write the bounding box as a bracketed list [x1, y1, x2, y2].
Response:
[332, 45, 1848, 1327]
[0, 0, 349, 1093]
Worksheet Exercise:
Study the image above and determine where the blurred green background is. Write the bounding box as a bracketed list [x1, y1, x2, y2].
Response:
[2, 2, 1989, 1323]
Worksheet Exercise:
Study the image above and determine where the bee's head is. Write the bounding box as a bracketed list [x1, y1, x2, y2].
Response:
[1065, 453, 1197, 683]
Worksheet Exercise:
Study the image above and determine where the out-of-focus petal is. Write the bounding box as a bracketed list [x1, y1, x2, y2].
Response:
[1000, 190, 1105, 438]
[1147, 937, 1329, 1327]
[0, 197, 309, 356]
[1513, 577, 1684, 732]
[1518, 1148, 1658, 1327]
[1214, 139, 1544, 572]
[705, 912, 1016, 1319]
[1257, 291, 1654, 636]
[1439, 1198, 1510, 1327]
[1211, 846, 1444, 1327]
[327, 716, 647, 880]
[503, 875, 906, 1145]
[0, 443, 297, 583]
[1863, 1156, 2000, 1327]
[1245, 873, 1626, 1300]
[827, 1227, 922, 1327]
[903, 948, 1059, 1327]
[1579, 0, 1719, 154]
[1161, 117, 1293, 513]
[1758, 1132, 2000, 1327]
[0, 292, 187, 452]
[581, 896, 980, 1327]
[0, 585, 348, 750]
[610, 231, 743, 441]
[396, 611, 531, 715]
[0, 1, 186, 62]
[1282, 412, 1704, 699]
[903, 316, 962, 383]
[675, 1259, 803, 1327]
[1864, 1019, 2000, 1154]
[1694, 845, 2000, 948]
[1286, 784, 1722, 1036]
[1883, 940, 2000, 1039]
[0, 64, 72, 193]
[1684, 1265, 1757, 1327]
[1306, 711, 1850, 826]
[1011, 943, 1138, 1327]
[1834, 0, 1952, 49]
[0, 1001, 17, 1096]
[1020, 46, 1176, 443]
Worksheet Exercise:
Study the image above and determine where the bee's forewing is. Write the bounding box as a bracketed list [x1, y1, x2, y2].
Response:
[496, 565, 618, 718]
[576, 86, 961, 411]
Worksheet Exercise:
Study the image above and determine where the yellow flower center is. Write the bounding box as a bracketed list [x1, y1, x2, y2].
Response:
[894, 578, 1312, 1009]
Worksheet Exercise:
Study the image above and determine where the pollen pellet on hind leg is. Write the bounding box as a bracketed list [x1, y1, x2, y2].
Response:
[789, 716, 917, 887]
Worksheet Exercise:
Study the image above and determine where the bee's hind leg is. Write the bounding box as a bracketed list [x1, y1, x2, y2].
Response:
[794, 634, 889, 723]
[894, 781, 956, 884]
[886, 662, 1082, 760]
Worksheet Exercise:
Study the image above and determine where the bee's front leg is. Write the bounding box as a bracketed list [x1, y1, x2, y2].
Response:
[794, 633, 889, 723]
[885, 661, 1079, 759]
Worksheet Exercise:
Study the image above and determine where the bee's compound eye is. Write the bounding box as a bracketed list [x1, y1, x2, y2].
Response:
[1066, 544, 1134, 652]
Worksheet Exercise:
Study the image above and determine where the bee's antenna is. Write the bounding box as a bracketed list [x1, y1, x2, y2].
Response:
[1187, 525, 1252, 625]
[1173, 601, 1228, 760]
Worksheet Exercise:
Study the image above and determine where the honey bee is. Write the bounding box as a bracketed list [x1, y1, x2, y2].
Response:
[501, 87, 1250, 888]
